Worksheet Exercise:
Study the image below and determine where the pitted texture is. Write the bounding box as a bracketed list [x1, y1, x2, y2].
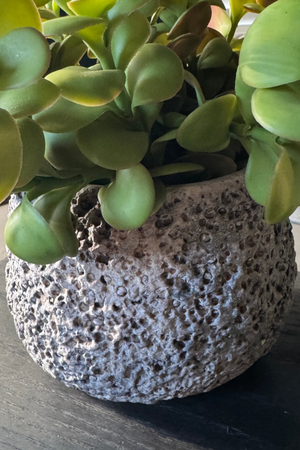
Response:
[6, 171, 297, 403]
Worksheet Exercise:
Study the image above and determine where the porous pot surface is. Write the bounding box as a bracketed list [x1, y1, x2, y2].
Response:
[6, 171, 297, 403]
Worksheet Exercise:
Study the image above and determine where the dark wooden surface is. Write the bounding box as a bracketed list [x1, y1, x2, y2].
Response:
[1, 259, 300, 450]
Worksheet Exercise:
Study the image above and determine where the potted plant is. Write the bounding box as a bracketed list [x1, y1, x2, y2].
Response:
[2, 0, 298, 403]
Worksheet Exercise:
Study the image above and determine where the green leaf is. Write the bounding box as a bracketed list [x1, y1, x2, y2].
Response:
[111, 11, 151, 71]
[39, 8, 57, 20]
[151, 129, 177, 165]
[168, 33, 202, 60]
[34, 0, 50, 6]
[51, 35, 87, 70]
[229, 0, 247, 27]
[0, 0, 42, 38]
[67, 0, 117, 17]
[5, 195, 65, 264]
[243, 3, 264, 13]
[46, 66, 125, 106]
[44, 130, 95, 170]
[33, 96, 113, 133]
[107, 0, 150, 20]
[184, 70, 205, 105]
[252, 82, 300, 141]
[198, 37, 232, 70]
[152, 179, 166, 215]
[168, 2, 212, 40]
[245, 138, 279, 206]
[208, 5, 232, 37]
[160, 0, 187, 17]
[150, 162, 204, 177]
[179, 152, 237, 178]
[76, 23, 112, 68]
[239, 0, 300, 88]
[0, 28, 50, 91]
[34, 185, 79, 256]
[52, 0, 75, 15]
[159, 9, 178, 28]
[164, 112, 186, 128]
[177, 94, 237, 152]
[135, 102, 163, 132]
[126, 44, 184, 108]
[0, 109, 22, 202]
[138, 0, 160, 17]
[283, 141, 300, 164]
[77, 112, 149, 170]
[0, 79, 60, 119]
[265, 148, 300, 223]
[15, 118, 45, 188]
[235, 68, 256, 125]
[99, 164, 155, 230]
[43, 15, 103, 36]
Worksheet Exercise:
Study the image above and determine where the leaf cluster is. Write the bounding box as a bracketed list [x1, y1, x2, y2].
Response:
[0, 0, 291, 264]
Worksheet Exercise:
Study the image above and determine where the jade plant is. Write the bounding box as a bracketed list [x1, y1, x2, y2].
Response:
[0, 0, 297, 265]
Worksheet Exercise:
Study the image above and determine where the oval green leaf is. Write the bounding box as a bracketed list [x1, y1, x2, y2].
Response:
[198, 37, 232, 70]
[0, 109, 22, 202]
[33, 96, 112, 133]
[168, 33, 202, 61]
[235, 68, 256, 125]
[168, 2, 212, 40]
[5, 196, 65, 264]
[44, 130, 95, 170]
[152, 179, 167, 215]
[43, 15, 104, 36]
[0, 79, 60, 118]
[265, 148, 299, 223]
[68, 0, 117, 16]
[34, 0, 50, 6]
[99, 164, 155, 230]
[51, 35, 87, 70]
[46, 66, 125, 106]
[16, 118, 45, 188]
[34, 185, 79, 257]
[160, 0, 186, 17]
[53, 0, 74, 15]
[252, 82, 300, 141]
[239, 0, 300, 88]
[177, 94, 237, 152]
[126, 43, 184, 108]
[107, 0, 150, 20]
[0, 0, 42, 38]
[208, 5, 231, 37]
[77, 112, 149, 170]
[245, 138, 279, 206]
[150, 162, 204, 177]
[0, 28, 50, 91]
[111, 11, 151, 71]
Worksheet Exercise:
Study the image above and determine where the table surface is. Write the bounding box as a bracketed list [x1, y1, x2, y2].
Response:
[1, 260, 300, 450]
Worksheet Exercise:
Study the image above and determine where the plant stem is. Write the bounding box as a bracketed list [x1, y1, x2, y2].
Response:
[114, 89, 133, 117]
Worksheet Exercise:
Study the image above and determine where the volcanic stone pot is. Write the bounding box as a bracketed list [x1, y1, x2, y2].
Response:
[6, 171, 297, 403]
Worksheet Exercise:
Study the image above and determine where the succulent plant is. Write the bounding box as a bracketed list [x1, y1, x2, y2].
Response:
[0, 0, 296, 264]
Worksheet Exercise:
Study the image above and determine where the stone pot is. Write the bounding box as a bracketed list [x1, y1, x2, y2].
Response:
[6, 170, 297, 404]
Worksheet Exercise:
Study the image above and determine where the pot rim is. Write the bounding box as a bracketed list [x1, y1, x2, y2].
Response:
[167, 167, 246, 193]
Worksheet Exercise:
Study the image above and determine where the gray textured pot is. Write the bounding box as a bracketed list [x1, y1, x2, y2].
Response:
[6, 170, 297, 404]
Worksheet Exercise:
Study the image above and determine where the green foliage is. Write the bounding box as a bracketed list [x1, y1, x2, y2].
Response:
[99, 164, 155, 229]
[1, 0, 299, 264]
[0, 109, 22, 202]
[77, 112, 149, 170]
[0, 79, 60, 118]
[0, 28, 50, 90]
